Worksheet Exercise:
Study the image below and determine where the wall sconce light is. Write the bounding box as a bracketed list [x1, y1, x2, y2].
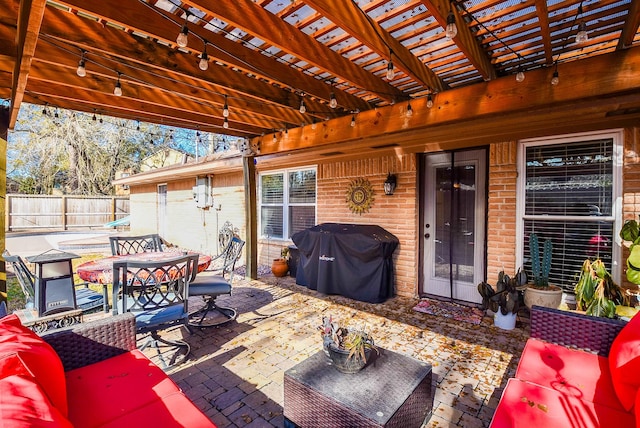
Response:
[384, 173, 397, 196]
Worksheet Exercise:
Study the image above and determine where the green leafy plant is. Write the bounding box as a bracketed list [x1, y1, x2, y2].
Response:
[529, 233, 553, 288]
[477, 270, 524, 315]
[280, 246, 290, 261]
[574, 258, 626, 318]
[620, 216, 640, 286]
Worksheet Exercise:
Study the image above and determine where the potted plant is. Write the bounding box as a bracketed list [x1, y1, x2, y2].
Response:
[477, 270, 523, 330]
[620, 215, 640, 288]
[574, 258, 626, 318]
[524, 233, 563, 309]
[271, 246, 289, 277]
[319, 316, 378, 373]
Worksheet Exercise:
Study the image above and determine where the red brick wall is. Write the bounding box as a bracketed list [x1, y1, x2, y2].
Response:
[486, 141, 518, 284]
[317, 154, 418, 297]
[622, 127, 640, 290]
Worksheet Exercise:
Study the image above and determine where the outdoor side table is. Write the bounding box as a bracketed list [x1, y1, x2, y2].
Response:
[284, 348, 432, 428]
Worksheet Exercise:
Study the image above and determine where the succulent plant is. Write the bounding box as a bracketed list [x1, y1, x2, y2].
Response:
[477, 270, 520, 315]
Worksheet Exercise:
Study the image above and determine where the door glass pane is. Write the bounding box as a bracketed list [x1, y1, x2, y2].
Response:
[434, 164, 476, 282]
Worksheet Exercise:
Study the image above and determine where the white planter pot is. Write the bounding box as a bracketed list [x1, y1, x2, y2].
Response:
[524, 285, 563, 309]
[494, 310, 517, 330]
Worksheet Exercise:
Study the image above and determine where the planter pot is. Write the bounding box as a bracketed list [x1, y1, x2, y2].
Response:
[271, 258, 289, 277]
[326, 344, 371, 374]
[524, 285, 563, 309]
[494, 310, 517, 330]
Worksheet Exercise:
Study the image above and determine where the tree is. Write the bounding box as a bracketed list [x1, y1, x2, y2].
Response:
[7, 104, 218, 195]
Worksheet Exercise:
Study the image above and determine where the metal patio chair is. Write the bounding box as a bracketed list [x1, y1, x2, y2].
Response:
[3, 250, 106, 314]
[188, 236, 245, 328]
[109, 233, 164, 256]
[111, 253, 196, 368]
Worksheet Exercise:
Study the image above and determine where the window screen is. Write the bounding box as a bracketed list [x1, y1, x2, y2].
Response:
[523, 138, 615, 292]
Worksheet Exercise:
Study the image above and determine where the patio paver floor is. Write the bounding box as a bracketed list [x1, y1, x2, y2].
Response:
[140, 273, 530, 428]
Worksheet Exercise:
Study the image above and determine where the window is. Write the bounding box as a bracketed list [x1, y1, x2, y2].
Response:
[260, 168, 316, 239]
[518, 131, 622, 292]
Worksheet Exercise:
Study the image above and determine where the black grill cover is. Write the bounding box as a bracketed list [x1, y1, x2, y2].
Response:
[291, 223, 399, 303]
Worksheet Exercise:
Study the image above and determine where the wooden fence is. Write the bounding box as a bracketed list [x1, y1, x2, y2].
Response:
[5, 194, 130, 231]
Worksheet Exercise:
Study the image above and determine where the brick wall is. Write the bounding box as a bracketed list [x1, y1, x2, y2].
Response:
[486, 141, 518, 284]
[317, 154, 418, 297]
[622, 127, 640, 290]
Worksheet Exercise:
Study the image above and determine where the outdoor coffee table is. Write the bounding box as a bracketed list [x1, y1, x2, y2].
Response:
[284, 348, 432, 427]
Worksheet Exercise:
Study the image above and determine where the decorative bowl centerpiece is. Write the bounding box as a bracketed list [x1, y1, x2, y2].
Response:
[319, 316, 378, 374]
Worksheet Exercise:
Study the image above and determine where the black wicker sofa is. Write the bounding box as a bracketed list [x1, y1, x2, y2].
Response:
[0, 312, 215, 427]
[490, 305, 640, 427]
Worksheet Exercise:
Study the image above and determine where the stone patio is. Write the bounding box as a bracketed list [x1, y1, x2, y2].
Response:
[140, 273, 530, 428]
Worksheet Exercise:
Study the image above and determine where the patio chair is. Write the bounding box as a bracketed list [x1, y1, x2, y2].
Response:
[188, 236, 245, 328]
[2, 250, 106, 314]
[109, 233, 164, 256]
[111, 254, 196, 368]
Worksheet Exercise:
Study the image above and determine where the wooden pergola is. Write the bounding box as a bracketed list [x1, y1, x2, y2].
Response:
[1, 0, 640, 158]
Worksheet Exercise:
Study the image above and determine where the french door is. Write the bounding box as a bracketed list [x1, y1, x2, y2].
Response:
[422, 150, 486, 303]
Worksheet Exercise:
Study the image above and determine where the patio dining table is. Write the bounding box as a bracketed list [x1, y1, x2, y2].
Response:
[76, 251, 212, 285]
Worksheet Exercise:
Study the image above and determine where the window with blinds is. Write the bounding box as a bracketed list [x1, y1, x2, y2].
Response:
[260, 168, 316, 239]
[521, 135, 619, 293]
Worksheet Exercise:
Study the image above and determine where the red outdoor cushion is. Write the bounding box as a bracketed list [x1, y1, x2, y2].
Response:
[0, 371, 72, 427]
[609, 313, 640, 411]
[65, 349, 183, 427]
[98, 392, 216, 428]
[515, 338, 623, 410]
[490, 378, 635, 428]
[0, 314, 67, 417]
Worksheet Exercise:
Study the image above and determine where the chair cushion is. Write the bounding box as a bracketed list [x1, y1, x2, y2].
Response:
[609, 313, 640, 411]
[516, 338, 623, 410]
[490, 378, 635, 427]
[189, 273, 232, 296]
[65, 349, 182, 427]
[0, 315, 68, 417]
[75, 287, 104, 311]
[0, 372, 72, 427]
[98, 391, 216, 428]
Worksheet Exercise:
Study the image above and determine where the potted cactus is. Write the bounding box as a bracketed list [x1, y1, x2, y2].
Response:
[523, 233, 563, 309]
[477, 270, 523, 330]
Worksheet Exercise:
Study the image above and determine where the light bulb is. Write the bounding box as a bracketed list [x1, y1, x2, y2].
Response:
[445, 11, 457, 38]
[222, 97, 229, 118]
[551, 70, 559, 86]
[223, 117, 229, 129]
[114, 80, 122, 96]
[76, 59, 86, 77]
[199, 51, 209, 71]
[576, 22, 588, 43]
[516, 70, 525, 82]
[176, 23, 188, 48]
[351, 115, 356, 127]
[386, 61, 395, 80]
[406, 102, 413, 117]
[273, 133, 277, 143]
[311, 119, 317, 129]
[329, 93, 338, 109]
[427, 94, 434, 108]
[299, 99, 306, 114]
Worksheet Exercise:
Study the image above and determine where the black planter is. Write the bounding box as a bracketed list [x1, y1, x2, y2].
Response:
[326, 344, 371, 374]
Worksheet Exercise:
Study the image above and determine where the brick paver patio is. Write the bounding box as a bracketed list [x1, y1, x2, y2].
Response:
[141, 272, 530, 428]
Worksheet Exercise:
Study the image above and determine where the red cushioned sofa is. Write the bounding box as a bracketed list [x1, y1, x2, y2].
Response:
[490, 305, 640, 427]
[0, 312, 216, 427]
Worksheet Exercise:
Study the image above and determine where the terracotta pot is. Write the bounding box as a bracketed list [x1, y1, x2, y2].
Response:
[524, 285, 563, 309]
[271, 258, 289, 277]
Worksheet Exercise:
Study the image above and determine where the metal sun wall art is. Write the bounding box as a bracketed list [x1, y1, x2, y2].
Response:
[346, 177, 374, 215]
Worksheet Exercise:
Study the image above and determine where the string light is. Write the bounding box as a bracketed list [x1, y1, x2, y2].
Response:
[385, 49, 395, 81]
[551, 62, 559, 86]
[329, 92, 338, 109]
[515, 67, 525, 83]
[113, 73, 122, 96]
[445, 8, 458, 39]
[311, 118, 317, 129]
[222, 95, 229, 118]
[575, 4, 588, 43]
[223, 117, 229, 129]
[427, 93, 434, 108]
[299, 97, 306, 114]
[199, 44, 209, 71]
[76, 50, 87, 77]
[272, 131, 277, 143]
[406, 100, 413, 117]
[176, 14, 189, 48]
[351, 114, 356, 127]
